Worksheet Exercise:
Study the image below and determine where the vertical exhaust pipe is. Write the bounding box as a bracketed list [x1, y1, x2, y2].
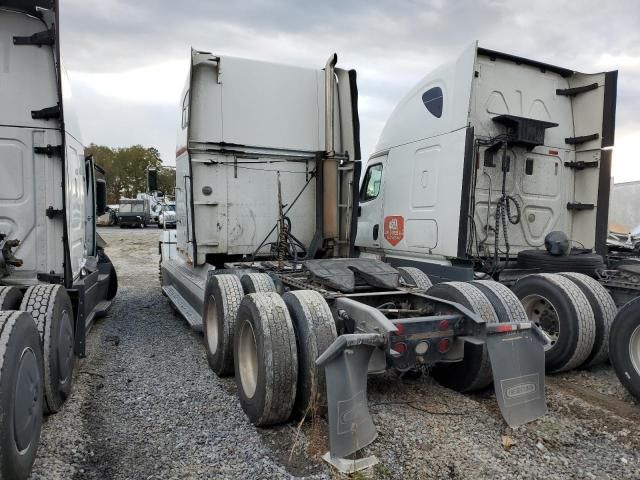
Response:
[323, 53, 339, 242]
[324, 53, 337, 155]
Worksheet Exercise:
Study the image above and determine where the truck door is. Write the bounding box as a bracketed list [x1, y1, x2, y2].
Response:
[84, 156, 96, 257]
[65, 135, 86, 279]
[356, 158, 386, 251]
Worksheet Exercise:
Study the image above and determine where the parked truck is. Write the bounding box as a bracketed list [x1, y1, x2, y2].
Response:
[0, 1, 117, 478]
[354, 43, 640, 396]
[118, 197, 150, 228]
[160, 49, 549, 472]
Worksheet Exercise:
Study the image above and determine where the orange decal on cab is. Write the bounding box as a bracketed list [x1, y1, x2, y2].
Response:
[384, 215, 404, 246]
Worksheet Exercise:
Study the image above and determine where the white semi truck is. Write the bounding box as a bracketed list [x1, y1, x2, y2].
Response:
[160, 49, 549, 472]
[0, 1, 117, 478]
[354, 43, 640, 395]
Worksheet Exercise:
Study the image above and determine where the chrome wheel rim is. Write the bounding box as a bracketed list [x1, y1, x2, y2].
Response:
[238, 319, 258, 399]
[521, 294, 560, 346]
[205, 295, 218, 355]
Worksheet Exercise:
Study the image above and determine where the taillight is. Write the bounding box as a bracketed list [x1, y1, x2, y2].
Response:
[494, 324, 515, 333]
[437, 338, 451, 353]
[394, 322, 405, 336]
[439, 319, 449, 331]
[392, 342, 407, 355]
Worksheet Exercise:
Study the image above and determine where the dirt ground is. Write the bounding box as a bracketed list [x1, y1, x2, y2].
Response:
[30, 227, 640, 479]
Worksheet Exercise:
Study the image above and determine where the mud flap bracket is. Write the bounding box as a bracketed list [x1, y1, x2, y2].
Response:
[316, 333, 385, 472]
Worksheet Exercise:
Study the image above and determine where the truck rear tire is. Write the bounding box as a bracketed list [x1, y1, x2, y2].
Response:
[471, 280, 528, 323]
[20, 285, 75, 414]
[427, 282, 498, 392]
[609, 297, 640, 400]
[283, 290, 337, 419]
[0, 311, 44, 480]
[240, 273, 277, 294]
[0, 286, 23, 311]
[512, 273, 595, 373]
[202, 274, 244, 376]
[559, 272, 616, 367]
[397, 266, 433, 290]
[234, 293, 298, 426]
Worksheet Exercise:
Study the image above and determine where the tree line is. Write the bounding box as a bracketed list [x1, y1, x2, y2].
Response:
[85, 144, 176, 204]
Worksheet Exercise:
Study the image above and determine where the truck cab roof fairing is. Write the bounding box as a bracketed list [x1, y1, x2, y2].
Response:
[373, 41, 477, 154]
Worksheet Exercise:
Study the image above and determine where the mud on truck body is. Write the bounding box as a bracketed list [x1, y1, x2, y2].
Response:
[160, 49, 549, 472]
[355, 42, 640, 401]
[0, 1, 118, 478]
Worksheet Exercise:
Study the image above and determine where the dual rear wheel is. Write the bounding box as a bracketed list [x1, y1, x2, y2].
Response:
[202, 272, 336, 425]
[0, 310, 44, 480]
[0, 284, 75, 480]
[512, 272, 615, 372]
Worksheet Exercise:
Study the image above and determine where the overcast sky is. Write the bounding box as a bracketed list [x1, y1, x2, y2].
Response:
[60, 0, 640, 182]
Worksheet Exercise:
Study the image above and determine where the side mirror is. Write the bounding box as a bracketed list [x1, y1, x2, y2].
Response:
[96, 179, 107, 215]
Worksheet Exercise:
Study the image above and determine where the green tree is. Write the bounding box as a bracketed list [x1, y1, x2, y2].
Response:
[86, 144, 174, 203]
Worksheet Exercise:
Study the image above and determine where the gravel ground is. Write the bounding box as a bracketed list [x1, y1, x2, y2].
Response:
[30, 228, 640, 479]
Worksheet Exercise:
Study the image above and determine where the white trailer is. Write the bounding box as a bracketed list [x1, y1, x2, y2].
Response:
[161, 49, 549, 472]
[0, 2, 117, 478]
[355, 43, 631, 382]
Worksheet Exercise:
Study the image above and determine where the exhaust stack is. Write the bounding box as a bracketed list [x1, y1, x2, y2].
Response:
[323, 53, 339, 242]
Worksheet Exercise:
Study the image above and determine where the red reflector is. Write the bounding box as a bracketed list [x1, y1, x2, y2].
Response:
[495, 324, 514, 333]
[437, 338, 450, 353]
[394, 322, 405, 336]
[549, 149, 558, 155]
[392, 342, 407, 354]
[439, 319, 449, 331]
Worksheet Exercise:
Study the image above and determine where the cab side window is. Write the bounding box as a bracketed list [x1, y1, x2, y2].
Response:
[181, 90, 190, 129]
[361, 164, 383, 201]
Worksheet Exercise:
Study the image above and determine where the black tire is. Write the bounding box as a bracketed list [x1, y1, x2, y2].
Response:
[0, 286, 23, 311]
[609, 297, 640, 400]
[517, 249, 605, 276]
[283, 290, 337, 419]
[107, 265, 118, 301]
[426, 282, 498, 392]
[0, 311, 44, 480]
[397, 266, 433, 290]
[234, 293, 298, 426]
[119, 224, 125, 229]
[240, 273, 276, 294]
[20, 285, 75, 414]
[202, 274, 244, 376]
[559, 272, 616, 367]
[512, 273, 595, 373]
[471, 280, 528, 323]
[98, 251, 118, 301]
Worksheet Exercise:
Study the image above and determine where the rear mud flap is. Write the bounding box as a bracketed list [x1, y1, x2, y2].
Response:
[486, 329, 547, 427]
[316, 333, 385, 471]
